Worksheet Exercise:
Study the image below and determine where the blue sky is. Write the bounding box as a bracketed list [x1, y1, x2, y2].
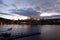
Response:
[0, 0, 60, 20]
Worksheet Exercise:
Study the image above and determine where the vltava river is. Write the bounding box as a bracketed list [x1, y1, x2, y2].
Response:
[0, 25, 60, 40]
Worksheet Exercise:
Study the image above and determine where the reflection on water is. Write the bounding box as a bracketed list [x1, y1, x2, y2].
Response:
[0, 25, 60, 40]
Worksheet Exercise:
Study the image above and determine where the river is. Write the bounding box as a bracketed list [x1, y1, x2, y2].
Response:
[0, 25, 60, 40]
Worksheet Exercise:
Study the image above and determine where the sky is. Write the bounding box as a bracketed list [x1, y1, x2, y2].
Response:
[0, 0, 60, 20]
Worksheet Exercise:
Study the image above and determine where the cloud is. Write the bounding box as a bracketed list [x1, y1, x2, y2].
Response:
[0, 12, 12, 15]
[40, 15, 60, 19]
[0, 0, 60, 19]
[10, 8, 40, 18]
[12, 0, 60, 13]
[40, 0, 60, 12]
[1, 0, 60, 12]
[0, 0, 8, 7]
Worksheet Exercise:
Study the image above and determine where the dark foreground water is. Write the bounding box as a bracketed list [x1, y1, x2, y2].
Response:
[0, 25, 60, 40]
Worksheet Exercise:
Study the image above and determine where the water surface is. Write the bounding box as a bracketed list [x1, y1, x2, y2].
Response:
[0, 25, 60, 40]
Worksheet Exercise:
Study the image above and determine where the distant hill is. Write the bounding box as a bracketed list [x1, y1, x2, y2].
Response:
[0, 17, 11, 21]
[0, 17, 60, 25]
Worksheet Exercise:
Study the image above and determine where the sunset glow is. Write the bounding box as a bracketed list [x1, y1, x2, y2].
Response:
[0, 14, 29, 20]
[40, 12, 60, 17]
